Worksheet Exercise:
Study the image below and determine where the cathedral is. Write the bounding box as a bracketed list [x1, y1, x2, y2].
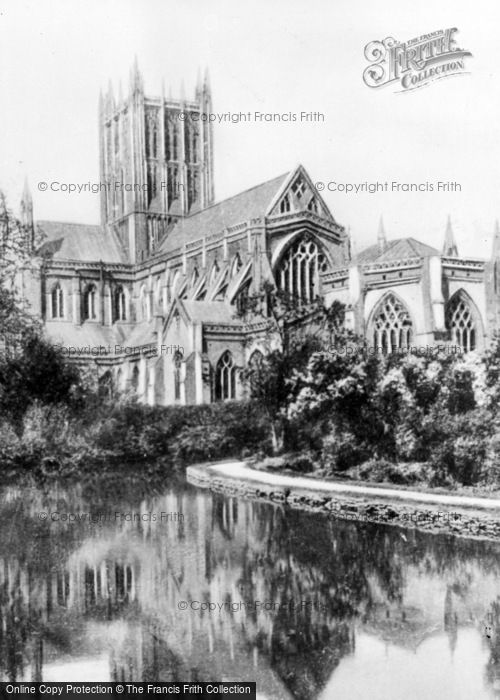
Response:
[12, 61, 500, 405]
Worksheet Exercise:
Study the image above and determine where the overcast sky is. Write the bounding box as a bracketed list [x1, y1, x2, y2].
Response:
[0, 0, 499, 257]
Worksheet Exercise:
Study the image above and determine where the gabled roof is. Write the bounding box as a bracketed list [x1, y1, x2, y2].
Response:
[36, 221, 127, 264]
[355, 237, 440, 265]
[160, 173, 289, 253]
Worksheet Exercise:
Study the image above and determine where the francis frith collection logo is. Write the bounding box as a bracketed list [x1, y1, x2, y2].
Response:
[363, 28, 472, 91]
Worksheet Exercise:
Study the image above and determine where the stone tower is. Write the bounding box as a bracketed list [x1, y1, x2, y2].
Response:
[99, 58, 214, 263]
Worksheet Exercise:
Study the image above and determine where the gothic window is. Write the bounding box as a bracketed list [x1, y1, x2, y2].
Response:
[171, 121, 179, 160]
[146, 113, 158, 158]
[235, 279, 251, 315]
[147, 164, 157, 205]
[114, 285, 127, 321]
[192, 129, 199, 163]
[280, 195, 291, 214]
[307, 197, 318, 213]
[168, 165, 179, 203]
[131, 365, 139, 391]
[51, 283, 64, 319]
[187, 168, 197, 209]
[174, 351, 182, 401]
[276, 237, 328, 302]
[372, 294, 413, 353]
[83, 284, 97, 321]
[215, 351, 236, 400]
[446, 294, 477, 352]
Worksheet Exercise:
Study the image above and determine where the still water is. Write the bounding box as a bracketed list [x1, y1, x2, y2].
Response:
[1, 474, 500, 700]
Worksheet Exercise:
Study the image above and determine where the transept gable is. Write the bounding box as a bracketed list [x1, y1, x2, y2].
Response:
[266, 165, 334, 221]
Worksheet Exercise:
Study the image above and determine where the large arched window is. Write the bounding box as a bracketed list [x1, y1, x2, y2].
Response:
[446, 293, 478, 353]
[114, 286, 127, 321]
[215, 351, 236, 400]
[372, 294, 413, 353]
[275, 237, 328, 302]
[83, 284, 97, 321]
[51, 283, 64, 319]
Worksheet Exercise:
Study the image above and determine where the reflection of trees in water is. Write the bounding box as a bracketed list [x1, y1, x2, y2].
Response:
[1, 483, 500, 696]
[484, 598, 500, 696]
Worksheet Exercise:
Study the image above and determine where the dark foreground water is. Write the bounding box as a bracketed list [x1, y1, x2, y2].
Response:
[1, 475, 500, 700]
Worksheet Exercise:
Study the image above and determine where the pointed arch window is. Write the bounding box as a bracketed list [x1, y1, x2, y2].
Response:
[235, 279, 252, 315]
[83, 284, 97, 321]
[372, 294, 413, 353]
[275, 237, 328, 302]
[131, 365, 140, 392]
[280, 195, 291, 214]
[215, 351, 236, 400]
[307, 197, 318, 213]
[51, 283, 64, 319]
[446, 294, 477, 352]
[174, 351, 183, 401]
[114, 285, 127, 322]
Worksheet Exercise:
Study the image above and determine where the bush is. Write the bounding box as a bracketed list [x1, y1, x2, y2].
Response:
[357, 459, 429, 485]
[320, 429, 369, 472]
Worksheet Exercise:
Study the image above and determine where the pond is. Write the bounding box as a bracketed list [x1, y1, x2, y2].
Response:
[0, 474, 499, 699]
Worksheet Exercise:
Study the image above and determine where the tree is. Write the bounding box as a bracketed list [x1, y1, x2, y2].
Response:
[238, 281, 346, 453]
[0, 192, 81, 428]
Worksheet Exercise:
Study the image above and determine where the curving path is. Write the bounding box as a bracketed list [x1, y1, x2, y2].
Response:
[187, 460, 500, 513]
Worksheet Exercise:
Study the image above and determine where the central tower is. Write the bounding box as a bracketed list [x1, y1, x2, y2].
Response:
[99, 59, 214, 263]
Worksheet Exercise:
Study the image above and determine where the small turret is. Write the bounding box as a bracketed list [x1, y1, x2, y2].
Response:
[442, 215, 459, 256]
[130, 55, 143, 95]
[377, 216, 387, 254]
[20, 179, 34, 249]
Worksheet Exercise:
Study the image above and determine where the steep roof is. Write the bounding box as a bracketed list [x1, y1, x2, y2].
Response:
[355, 237, 440, 265]
[160, 173, 289, 253]
[180, 300, 242, 325]
[36, 221, 127, 264]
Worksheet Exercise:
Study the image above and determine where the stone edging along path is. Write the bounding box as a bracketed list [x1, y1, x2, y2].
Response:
[187, 461, 500, 542]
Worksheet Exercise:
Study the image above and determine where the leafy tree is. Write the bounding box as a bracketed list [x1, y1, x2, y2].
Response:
[238, 281, 346, 453]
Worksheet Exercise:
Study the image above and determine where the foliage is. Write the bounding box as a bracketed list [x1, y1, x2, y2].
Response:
[0, 329, 82, 428]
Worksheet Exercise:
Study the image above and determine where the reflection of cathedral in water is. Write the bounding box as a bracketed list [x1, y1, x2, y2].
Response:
[1, 488, 500, 697]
